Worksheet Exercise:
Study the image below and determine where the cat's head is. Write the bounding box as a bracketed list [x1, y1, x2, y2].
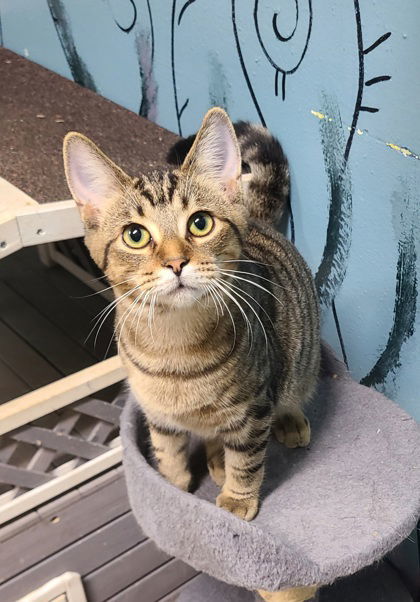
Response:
[63, 108, 247, 308]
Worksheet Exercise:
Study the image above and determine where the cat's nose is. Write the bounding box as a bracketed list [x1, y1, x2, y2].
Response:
[163, 257, 190, 275]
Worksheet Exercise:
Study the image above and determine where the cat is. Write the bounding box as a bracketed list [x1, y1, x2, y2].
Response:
[63, 107, 320, 521]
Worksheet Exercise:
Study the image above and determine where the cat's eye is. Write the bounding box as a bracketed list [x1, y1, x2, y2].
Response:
[122, 223, 151, 249]
[188, 212, 214, 237]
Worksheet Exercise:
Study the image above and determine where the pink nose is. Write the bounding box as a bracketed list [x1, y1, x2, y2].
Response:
[163, 257, 189, 275]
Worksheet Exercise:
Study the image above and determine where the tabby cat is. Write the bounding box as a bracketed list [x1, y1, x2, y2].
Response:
[63, 108, 320, 521]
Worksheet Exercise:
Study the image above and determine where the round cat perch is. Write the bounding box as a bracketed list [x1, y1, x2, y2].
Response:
[120, 345, 420, 601]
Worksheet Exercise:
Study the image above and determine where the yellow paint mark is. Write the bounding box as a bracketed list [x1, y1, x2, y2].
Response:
[386, 142, 419, 159]
[311, 110, 326, 120]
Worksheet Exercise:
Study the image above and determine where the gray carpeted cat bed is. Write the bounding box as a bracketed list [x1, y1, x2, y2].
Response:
[120, 345, 420, 595]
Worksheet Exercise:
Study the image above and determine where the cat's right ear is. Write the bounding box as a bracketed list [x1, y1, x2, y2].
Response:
[63, 133, 129, 225]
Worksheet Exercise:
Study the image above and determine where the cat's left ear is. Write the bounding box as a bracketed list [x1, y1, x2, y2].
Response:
[63, 132, 131, 225]
[181, 107, 241, 198]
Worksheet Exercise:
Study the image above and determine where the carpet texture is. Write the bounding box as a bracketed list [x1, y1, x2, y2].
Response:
[120, 345, 420, 591]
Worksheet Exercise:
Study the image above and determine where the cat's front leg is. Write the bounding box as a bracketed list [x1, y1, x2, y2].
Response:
[216, 422, 270, 521]
[148, 422, 192, 492]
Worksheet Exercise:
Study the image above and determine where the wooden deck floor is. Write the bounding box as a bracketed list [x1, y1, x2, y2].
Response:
[0, 246, 115, 404]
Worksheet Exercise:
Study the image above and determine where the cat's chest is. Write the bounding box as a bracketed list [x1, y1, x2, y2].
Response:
[125, 356, 242, 434]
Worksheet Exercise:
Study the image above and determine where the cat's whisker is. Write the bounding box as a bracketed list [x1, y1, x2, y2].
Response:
[85, 283, 141, 347]
[75, 276, 137, 299]
[204, 283, 221, 332]
[211, 281, 238, 355]
[216, 277, 268, 354]
[119, 289, 148, 347]
[220, 277, 275, 331]
[135, 288, 153, 344]
[218, 259, 273, 267]
[94, 285, 141, 348]
[219, 268, 286, 292]
[219, 271, 284, 307]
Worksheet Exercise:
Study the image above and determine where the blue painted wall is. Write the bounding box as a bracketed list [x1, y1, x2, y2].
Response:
[1, 0, 419, 420]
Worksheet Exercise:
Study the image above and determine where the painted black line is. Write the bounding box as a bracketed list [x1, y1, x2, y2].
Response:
[47, 0, 97, 91]
[114, 0, 137, 33]
[232, 0, 266, 126]
[178, 97, 189, 120]
[281, 72, 286, 101]
[146, 0, 154, 62]
[272, 0, 298, 42]
[274, 69, 279, 97]
[178, 0, 197, 25]
[343, 0, 364, 164]
[365, 75, 391, 86]
[363, 31, 391, 55]
[360, 105, 379, 113]
[332, 300, 348, 366]
[171, 0, 183, 135]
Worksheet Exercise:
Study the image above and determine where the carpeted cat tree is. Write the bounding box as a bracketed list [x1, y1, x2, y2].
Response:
[120, 345, 420, 601]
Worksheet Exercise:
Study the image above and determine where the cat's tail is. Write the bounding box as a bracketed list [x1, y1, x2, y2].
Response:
[166, 121, 289, 224]
[234, 121, 289, 223]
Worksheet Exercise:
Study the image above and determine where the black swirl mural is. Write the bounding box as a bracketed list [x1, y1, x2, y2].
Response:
[254, 0, 312, 101]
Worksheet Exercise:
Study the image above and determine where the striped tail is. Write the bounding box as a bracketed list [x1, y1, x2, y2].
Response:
[166, 120, 289, 224]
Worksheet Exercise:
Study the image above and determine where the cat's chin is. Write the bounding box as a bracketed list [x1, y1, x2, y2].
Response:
[161, 285, 204, 309]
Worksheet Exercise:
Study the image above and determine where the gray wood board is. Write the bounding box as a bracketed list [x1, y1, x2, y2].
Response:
[108, 559, 198, 602]
[0, 468, 128, 582]
[0, 281, 95, 376]
[0, 511, 145, 602]
[84, 538, 171, 601]
[19, 247, 115, 358]
[0, 252, 100, 361]
[0, 357, 30, 402]
[0, 320, 60, 389]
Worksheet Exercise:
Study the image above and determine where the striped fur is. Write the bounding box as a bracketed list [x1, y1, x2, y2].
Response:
[63, 108, 320, 522]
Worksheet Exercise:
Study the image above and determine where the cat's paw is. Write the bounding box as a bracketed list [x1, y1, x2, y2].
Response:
[216, 493, 259, 521]
[208, 459, 226, 487]
[274, 410, 311, 448]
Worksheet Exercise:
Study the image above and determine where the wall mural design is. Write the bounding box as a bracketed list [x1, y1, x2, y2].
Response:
[1, 0, 419, 420]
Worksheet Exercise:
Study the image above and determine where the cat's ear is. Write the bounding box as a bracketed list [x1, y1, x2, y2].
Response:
[63, 132, 130, 223]
[181, 108, 241, 197]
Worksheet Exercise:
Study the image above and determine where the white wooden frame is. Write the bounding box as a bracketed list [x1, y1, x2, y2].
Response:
[16, 571, 87, 602]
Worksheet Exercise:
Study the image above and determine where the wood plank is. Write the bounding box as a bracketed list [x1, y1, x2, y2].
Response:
[0, 254, 102, 361]
[10, 426, 108, 460]
[0, 281, 95, 375]
[84, 538, 171, 601]
[0, 512, 145, 602]
[0, 446, 122, 525]
[75, 398, 121, 424]
[159, 575, 201, 602]
[20, 247, 109, 319]
[0, 355, 125, 436]
[0, 358, 30, 403]
[108, 559, 198, 602]
[0, 463, 52, 489]
[0, 321, 60, 389]
[0, 470, 128, 582]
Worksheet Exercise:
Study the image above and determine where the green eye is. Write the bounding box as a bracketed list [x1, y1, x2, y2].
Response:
[188, 212, 214, 237]
[122, 224, 151, 249]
